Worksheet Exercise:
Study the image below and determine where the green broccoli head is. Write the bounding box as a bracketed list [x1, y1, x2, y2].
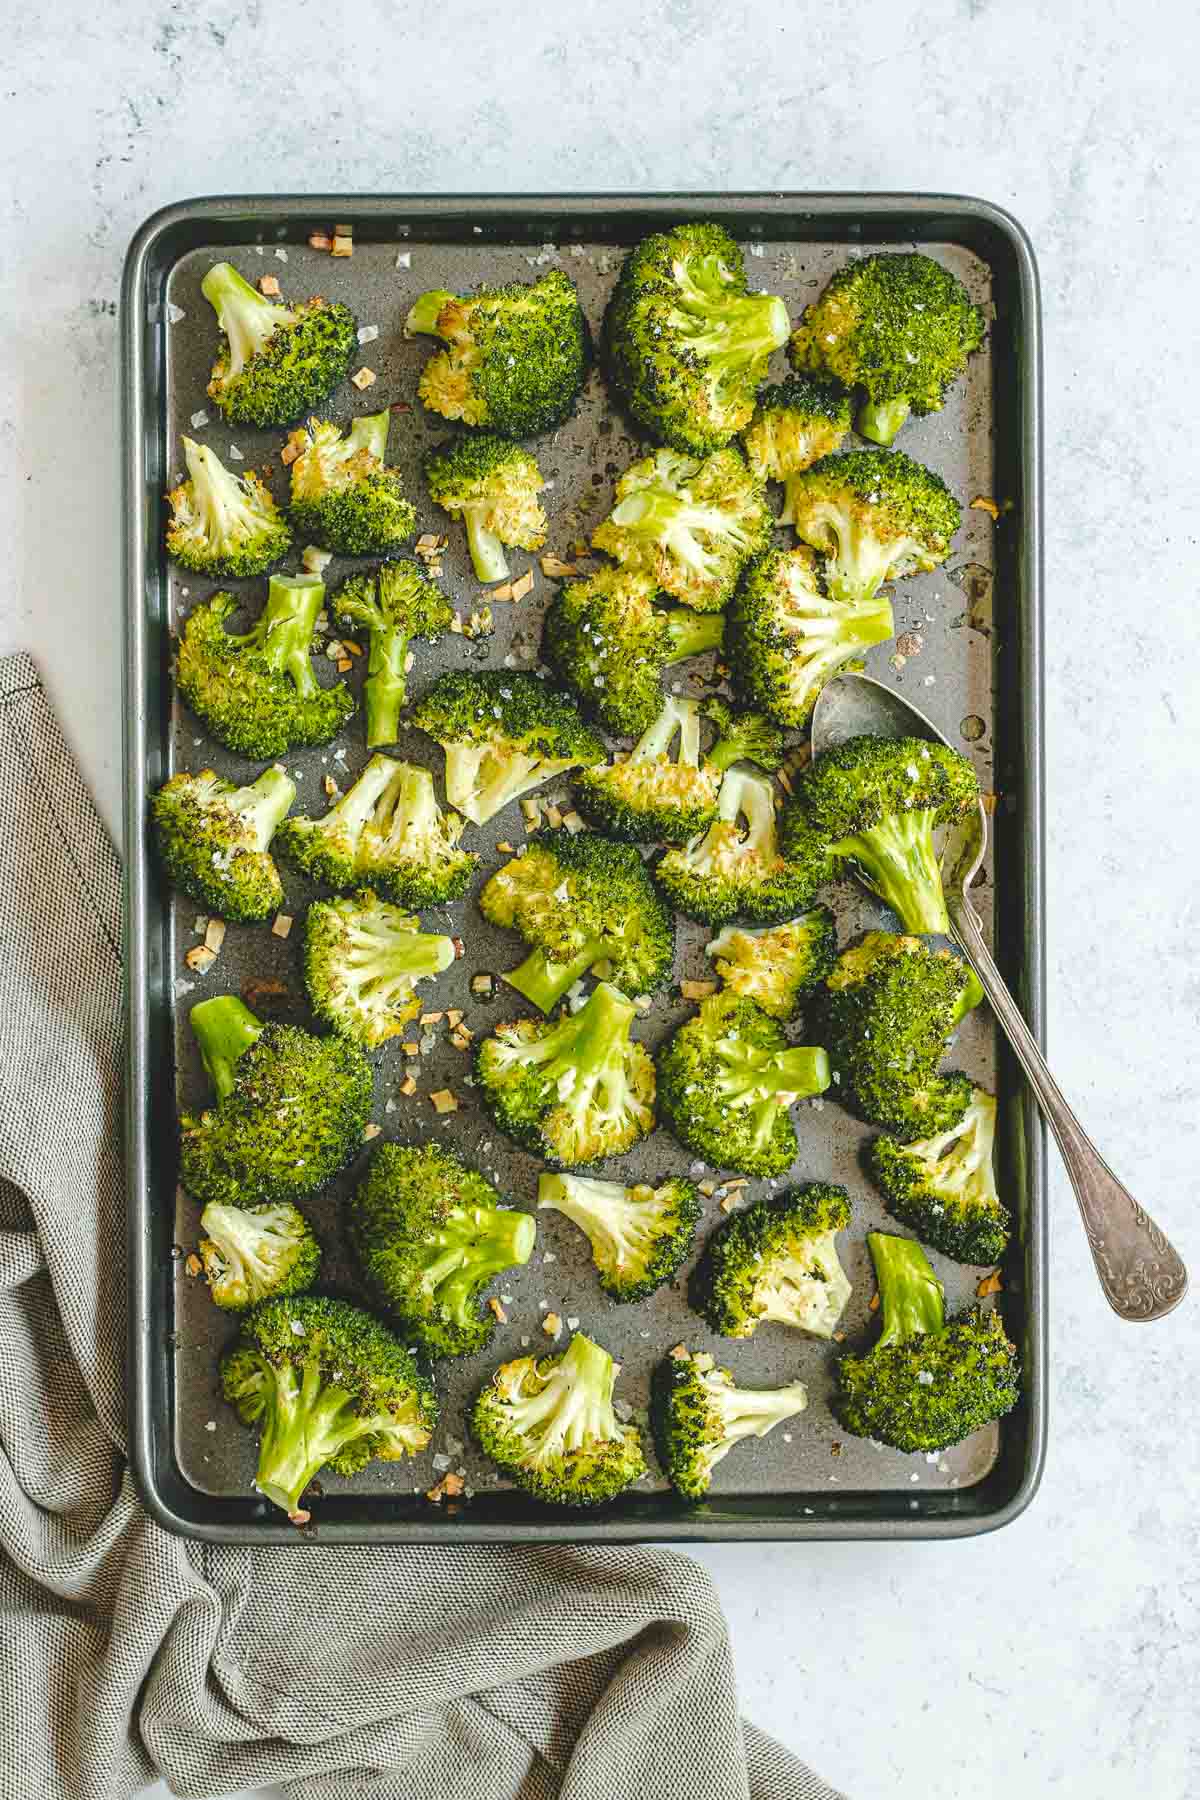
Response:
[166, 437, 292, 577]
[741, 374, 852, 484]
[699, 697, 785, 773]
[406, 269, 589, 437]
[652, 1347, 809, 1501]
[541, 564, 725, 737]
[705, 905, 837, 1021]
[657, 992, 830, 1179]
[180, 996, 373, 1207]
[303, 890, 456, 1050]
[592, 447, 771, 614]
[654, 765, 829, 927]
[476, 981, 656, 1168]
[151, 764, 295, 922]
[692, 1183, 852, 1339]
[287, 410, 417, 555]
[869, 1087, 1011, 1265]
[332, 561, 453, 748]
[537, 1170, 701, 1303]
[834, 1232, 1019, 1452]
[604, 222, 790, 453]
[198, 1200, 320, 1311]
[201, 261, 357, 428]
[424, 434, 547, 583]
[573, 696, 721, 846]
[410, 671, 604, 826]
[350, 1141, 536, 1357]
[784, 449, 962, 604]
[728, 547, 895, 728]
[471, 1330, 646, 1506]
[175, 577, 354, 760]
[789, 252, 984, 445]
[221, 1294, 437, 1519]
[276, 756, 476, 907]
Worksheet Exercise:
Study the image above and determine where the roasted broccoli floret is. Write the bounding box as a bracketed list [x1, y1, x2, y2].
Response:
[820, 932, 982, 1141]
[785, 734, 978, 934]
[151, 764, 295, 922]
[741, 374, 852, 485]
[165, 437, 291, 577]
[276, 756, 476, 907]
[705, 906, 837, 1021]
[221, 1294, 437, 1520]
[785, 449, 961, 605]
[834, 1232, 1019, 1452]
[728, 547, 895, 728]
[424, 434, 547, 583]
[175, 576, 353, 760]
[350, 1142, 536, 1357]
[541, 565, 725, 737]
[200, 260, 357, 428]
[592, 447, 771, 614]
[652, 1348, 808, 1501]
[180, 996, 373, 1208]
[304, 890, 456, 1049]
[480, 831, 674, 1013]
[692, 1184, 852, 1339]
[198, 1200, 320, 1311]
[654, 765, 827, 927]
[410, 671, 603, 825]
[406, 269, 589, 437]
[869, 1087, 1010, 1265]
[476, 981, 655, 1168]
[657, 992, 830, 1179]
[790, 252, 984, 446]
[331, 562, 453, 748]
[537, 1170, 701, 1303]
[286, 410, 417, 555]
[471, 1331, 646, 1506]
[604, 222, 789, 453]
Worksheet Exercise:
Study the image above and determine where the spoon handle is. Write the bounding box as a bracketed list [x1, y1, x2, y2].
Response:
[949, 899, 1188, 1322]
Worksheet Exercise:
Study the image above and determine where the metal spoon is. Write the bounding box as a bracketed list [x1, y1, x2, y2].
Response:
[810, 672, 1188, 1323]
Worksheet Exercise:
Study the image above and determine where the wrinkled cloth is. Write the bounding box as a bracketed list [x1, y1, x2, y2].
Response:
[0, 652, 843, 1800]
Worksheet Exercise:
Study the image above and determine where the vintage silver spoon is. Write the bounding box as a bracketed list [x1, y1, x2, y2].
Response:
[810, 671, 1187, 1323]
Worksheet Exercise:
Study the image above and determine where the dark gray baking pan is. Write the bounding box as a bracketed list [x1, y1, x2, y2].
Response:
[122, 194, 1045, 1543]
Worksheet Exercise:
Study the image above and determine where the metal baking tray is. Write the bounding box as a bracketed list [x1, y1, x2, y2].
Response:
[123, 194, 1045, 1543]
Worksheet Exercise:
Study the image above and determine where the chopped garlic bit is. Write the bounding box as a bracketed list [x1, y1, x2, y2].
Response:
[301, 544, 333, 574]
[471, 973, 495, 997]
[362, 1122, 382, 1141]
[399, 1074, 417, 1097]
[681, 978, 718, 1001]
[970, 495, 1001, 520]
[430, 1089, 459, 1114]
[350, 366, 376, 390]
[271, 914, 293, 939]
[308, 232, 332, 251]
[331, 232, 354, 259]
[203, 918, 226, 955]
[540, 554, 578, 578]
[510, 569, 534, 602]
[185, 945, 216, 973]
[977, 1269, 1003, 1297]
[542, 1312, 562, 1339]
[488, 1296, 508, 1324]
[258, 274, 281, 297]
[562, 810, 585, 834]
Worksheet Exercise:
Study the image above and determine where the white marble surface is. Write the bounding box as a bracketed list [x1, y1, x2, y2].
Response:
[3, 4, 1197, 1797]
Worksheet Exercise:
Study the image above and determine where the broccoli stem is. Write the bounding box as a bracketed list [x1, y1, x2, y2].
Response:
[427, 1210, 537, 1326]
[662, 609, 725, 663]
[234, 575, 326, 699]
[868, 1231, 945, 1345]
[504, 939, 607, 1012]
[715, 1038, 830, 1105]
[405, 289, 458, 337]
[190, 996, 263, 1102]
[856, 397, 912, 447]
[227, 765, 297, 847]
[462, 506, 510, 584]
[634, 695, 702, 766]
[715, 1380, 810, 1445]
[345, 409, 391, 462]
[362, 626, 412, 748]
[831, 810, 950, 934]
[200, 261, 295, 376]
[254, 1358, 376, 1515]
[717, 766, 776, 850]
[182, 436, 267, 540]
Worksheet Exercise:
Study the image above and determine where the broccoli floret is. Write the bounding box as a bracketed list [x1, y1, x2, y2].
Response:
[479, 831, 674, 1013]
[573, 696, 720, 846]
[350, 1142, 536, 1357]
[180, 996, 373, 1208]
[728, 547, 895, 728]
[471, 1330, 646, 1506]
[785, 734, 978, 934]
[700, 697, 785, 772]
[424, 434, 547, 583]
[150, 764, 295, 922]
[652, 1347, 808, 1501]
[303, 890, 456, 1049]
[286, 410, 417, 555]
[406, 269, 589, 437]
[869, 1087, 1010, 1265]
[476, 981, 656, 1168]
[705, 906, 837, 1021]
[200, 261, 357, 428]
[654, 765, 827, 927]
[537, 1170, 701, 1303]
[834, 1232, 1019, 1452]
[603, 222, 790, 453]
[410, 671, 603, 826]
[820, 932, 982, 1141]
[175, 576, 353, 760]
[741, 374, 852, 484]
[165, 437, 291, 577]
[221, 1294, 437, 1520]
[692, 1184, 852, 1339]
[790, 252, 984, 446]
[198, 1200, 320, 1311]
[657, 992, 830, 1179]
[785, 449, 962, 604]
[276, 756, 476, 907]
[541, 565, 725, 737]
[592, 447, 771, 614]
[331, 562, 453, 748]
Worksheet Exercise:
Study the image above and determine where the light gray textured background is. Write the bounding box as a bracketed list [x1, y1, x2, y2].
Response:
[2, 3, 1196, 1798]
